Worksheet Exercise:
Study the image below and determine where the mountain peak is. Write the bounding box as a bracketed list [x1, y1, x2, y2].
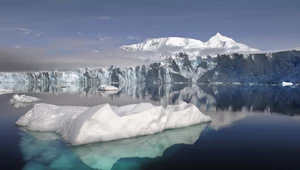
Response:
[215, 32, 222, 37]
[208, 32, 235, 43]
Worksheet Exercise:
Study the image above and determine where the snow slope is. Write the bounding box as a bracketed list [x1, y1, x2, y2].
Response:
[16, 102, 211, 145]
[120, 32, 259, 61]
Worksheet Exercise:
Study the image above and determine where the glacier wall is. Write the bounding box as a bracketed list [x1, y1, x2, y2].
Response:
[0, 50, 299, 84]
[0, 55, 216, 84]
[198, 50, 300, 84]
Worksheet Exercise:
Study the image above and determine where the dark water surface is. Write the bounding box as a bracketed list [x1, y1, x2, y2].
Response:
[1, 84, 300, 170]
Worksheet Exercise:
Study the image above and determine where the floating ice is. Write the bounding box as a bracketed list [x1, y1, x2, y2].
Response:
[10, 94, 40, 103]
[16, 102, 211, 145]
[99, 85, 119, 91]
[282, 82, 293, 87]
[0, 89, 13, 95]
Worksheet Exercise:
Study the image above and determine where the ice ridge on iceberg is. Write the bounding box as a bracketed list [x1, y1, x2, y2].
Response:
[16, 102, 211, 145]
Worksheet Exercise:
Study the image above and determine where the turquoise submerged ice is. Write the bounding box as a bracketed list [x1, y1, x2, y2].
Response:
[16, 102, 211, 145]
[19, 124, 207, 170]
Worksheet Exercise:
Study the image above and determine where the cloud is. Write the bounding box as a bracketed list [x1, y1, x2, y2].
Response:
[77, 32, 84, 36]
[36, 32, 43, 36]
[93, 49, 101, 53]
[0, 27, 42, 36]
[12, 28, 33, 35]
[97, 35, 111, 41]
[14, 46, 20, 49]
[0, 46, 147, 72]
[96, 16, 112, 21]
[126, 36, 141, 41]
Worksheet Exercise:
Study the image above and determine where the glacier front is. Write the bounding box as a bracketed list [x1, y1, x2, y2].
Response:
[1, 50, 300, 85]
[16, 102, 211, 145]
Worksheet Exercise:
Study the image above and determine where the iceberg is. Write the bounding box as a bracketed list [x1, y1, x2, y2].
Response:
[10, 94, 40, 103]
[0, 89, 13, 95]
[282, 82, 293, 87]
[16, 102, 211, 145]
[98, 85, 119, 91]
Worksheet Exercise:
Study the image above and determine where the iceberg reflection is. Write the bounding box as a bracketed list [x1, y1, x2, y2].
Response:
[19, 123, 207, 170]
[19, 130, 95, 170]
[72, 123, 207, 170]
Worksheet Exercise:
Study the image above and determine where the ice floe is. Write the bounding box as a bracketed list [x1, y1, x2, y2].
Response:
[10, 94, 40, 103]
[99, 85, 119, 91]
[282, 82, 293, 87]
[0, 89, 13, 95]
[16, 102, 211, 145]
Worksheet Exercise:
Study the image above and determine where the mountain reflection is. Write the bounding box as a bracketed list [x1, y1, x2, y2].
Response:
[19, 124, 207, 170]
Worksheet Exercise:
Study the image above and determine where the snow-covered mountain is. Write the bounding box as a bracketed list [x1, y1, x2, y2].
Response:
[120, 32, 259, 61]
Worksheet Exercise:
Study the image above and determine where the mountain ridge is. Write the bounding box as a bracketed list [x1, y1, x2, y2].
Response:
[120, 32, 259, 61]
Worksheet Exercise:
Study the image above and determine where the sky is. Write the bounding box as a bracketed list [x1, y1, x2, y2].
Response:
[0, 0, 300, 71]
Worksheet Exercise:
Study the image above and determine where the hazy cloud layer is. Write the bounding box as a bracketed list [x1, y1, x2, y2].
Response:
[0, 46, 147, 72]
[126, 36, 141, 41]
[96, 16, 112, 21]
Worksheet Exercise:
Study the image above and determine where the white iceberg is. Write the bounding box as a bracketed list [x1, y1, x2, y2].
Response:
[99, 85, 119, 91]
[16, 102, 211, 146]
[282, 82, 293, 87]
[0, 89, 13, 95]
[10, 94, 40, 103]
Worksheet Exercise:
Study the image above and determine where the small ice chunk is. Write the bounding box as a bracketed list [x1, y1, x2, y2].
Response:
[16, 102, 211, 146]
[0, 89, 13, 95]
[10, 94, 40, 103]
[99, 85, 119, 91]
[282, 82, 293, 87]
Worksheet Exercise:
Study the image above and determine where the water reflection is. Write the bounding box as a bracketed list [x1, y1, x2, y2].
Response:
[209, 85, 300, 115]
[3, 83, 300, 115]
[19, 124, 207, 170]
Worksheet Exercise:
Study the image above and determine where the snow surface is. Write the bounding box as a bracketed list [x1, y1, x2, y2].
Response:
[10, 94, 40, 103]
[120, 32, 259, 61]
[99, 85, 119, 91]
[282, 82, 293, 87]
[16, 102, 211, 145]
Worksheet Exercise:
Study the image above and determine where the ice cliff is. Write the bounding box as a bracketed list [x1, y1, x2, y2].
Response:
[0, 50, 300, 84]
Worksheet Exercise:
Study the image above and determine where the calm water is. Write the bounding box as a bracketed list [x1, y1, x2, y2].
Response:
[1, 84, 300, 170]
